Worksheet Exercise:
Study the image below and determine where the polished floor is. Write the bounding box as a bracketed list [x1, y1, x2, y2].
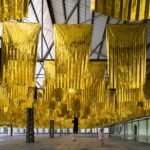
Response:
[0, 134, 150, 150]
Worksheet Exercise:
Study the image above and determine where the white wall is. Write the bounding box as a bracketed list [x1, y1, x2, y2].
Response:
[112, 117, 150, 143]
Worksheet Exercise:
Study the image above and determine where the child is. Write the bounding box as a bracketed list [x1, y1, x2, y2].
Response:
[99, 128, 104, 145]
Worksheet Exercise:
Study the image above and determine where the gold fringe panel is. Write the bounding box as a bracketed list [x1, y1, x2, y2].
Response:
[0, 0, 29, 22]
[54, 24, 93, 89]
[107, 24, 147, 89]
[91, 0, 150, 21]
[1, 22, 40, 86]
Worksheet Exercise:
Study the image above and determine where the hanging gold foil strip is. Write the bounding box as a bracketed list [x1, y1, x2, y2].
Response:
[24, 86, 35, 108]
[54, 24, 93, 90]
[90, 0, 150, 21]
[143, 80, 150, 100]
[44, 61, 55, 80]
[67, 89, 81, 112]
[87, 61, 106, 88]
[0, 85, 9, 100]
[107, 24, 147, 89]
[79, 61, 106, 113]
[1, 22, 40, 86]
[0, 0, 29, 22]
[44, 60, 57, 102]
[34, 99, 50, 128]
[117, 88, 144, 102]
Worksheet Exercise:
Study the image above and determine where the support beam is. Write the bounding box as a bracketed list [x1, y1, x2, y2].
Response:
[91, 11, 95, 24]
[64, 0, 81, 24]
[42, 41, 54, 60]
[38, 14, 101, 62]
[47, 0, 56, 24]
[90, 42, 103, 57]
[97, 17, 110, 59]
[36, 63, 44, 79]
[90, 20, 121, 58]
[62, 0, 67, 21]
[10, 124, 13, 136]
[42, 0, 81, 61]
[36, 81, 43, 88]
[81, 14, 102, 24]
[84, 0, 87, 22]
[77, 1, 80, 24]
[50, 120, 54, 138]
[26, 108, 34, 143]
[30, 0, 53, 59]
[41, 0, 44, 58]
[30, 1, 51, 78]
[124, 123, 126, 139]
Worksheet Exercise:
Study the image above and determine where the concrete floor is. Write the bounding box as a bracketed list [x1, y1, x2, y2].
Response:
[0, 134, 150, 150]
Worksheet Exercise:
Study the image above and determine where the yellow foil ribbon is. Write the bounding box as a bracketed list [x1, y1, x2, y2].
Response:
[91, 0, 150, 21]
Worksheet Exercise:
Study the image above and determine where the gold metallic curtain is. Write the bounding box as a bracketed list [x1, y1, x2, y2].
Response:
[0, 22, 40, 127]
[91, 0, 150, 21]
[34, 89, 50, 128]
[0, 85, 9, 118]
[34, 100, 50, 128]
[80, 61, 106, 120]
[41, 24, 149, 128]
[0, 0, 29, 22]
[107, 24, 147, 89]
[1, 22, 40, 86]
[54, 24, 93, 89]
[117, 88, 144, 102]
[87, 61, 106, 87]
[44, 61, 56, 102]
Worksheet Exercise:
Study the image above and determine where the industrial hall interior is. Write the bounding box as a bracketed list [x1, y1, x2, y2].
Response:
[0, 0, 150, 150]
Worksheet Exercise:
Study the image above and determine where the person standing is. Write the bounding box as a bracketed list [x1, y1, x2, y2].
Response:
[72, 117, 78, 141]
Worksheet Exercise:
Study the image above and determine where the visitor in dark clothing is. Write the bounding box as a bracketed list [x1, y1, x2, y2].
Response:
[72, 117, 78, 141]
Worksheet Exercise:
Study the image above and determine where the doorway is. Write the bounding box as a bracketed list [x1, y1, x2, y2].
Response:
[134, 125, 137, 141]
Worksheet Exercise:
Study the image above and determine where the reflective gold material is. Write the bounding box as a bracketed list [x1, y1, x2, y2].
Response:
[2, 22, 40, 86]
[34, 90, 50, 128]
[67, 89, 81, 112]
[2, 23, 150, 128]
[87, 61, 106, 102]
[44, 61, 56, 103]
[54, 24, 93, 89]
[0, 85, 9, 101]
[0, 22, 40, 126]
[27, 87, 35, 108]
[91, 0, 150, 21]
[0, 0, 29, 22]
[107, 24, 147, 89]
[143, 80, 150, 100]
[117, 89, 144, 102]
